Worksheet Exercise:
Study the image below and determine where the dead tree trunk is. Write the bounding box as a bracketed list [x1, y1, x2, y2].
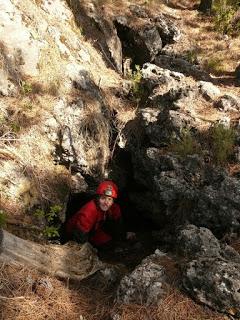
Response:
[0, 229, 105, 281]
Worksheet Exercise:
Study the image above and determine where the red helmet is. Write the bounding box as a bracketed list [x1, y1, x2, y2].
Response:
[96, 181, 118, 199]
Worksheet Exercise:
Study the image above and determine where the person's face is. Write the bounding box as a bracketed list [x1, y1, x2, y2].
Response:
[98, 195, 114, 211]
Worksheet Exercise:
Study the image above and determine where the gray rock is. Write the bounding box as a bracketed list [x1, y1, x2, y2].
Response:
[214, 94, 240, 112]
[116, 251, 166, 305]
[178, 224, 240, 263]
[178, 224, 222, 259]
[199, 81, 221, 101]
[129, 149, 240, 236]
[142, 63, 184, 91]
[138, 24, 163, 61]
[154, 13, 181, 45]
[183, 258, 240, 316]
[155, 54, 210, 80]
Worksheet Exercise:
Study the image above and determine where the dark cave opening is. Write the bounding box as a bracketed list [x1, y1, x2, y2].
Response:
[114, 21, 152, 70]
[63, 148, 161, 244]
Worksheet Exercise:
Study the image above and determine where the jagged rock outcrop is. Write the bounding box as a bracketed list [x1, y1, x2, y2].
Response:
[179, 225, 240, 316]
[178, 224, 240, 263]
[183, 258, 240, 316]
[116, 250, 167, 305]
[44, 96, 110, 176]
[128, 149, 240, 237]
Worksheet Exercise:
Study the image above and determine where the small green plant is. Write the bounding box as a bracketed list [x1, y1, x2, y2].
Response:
[0, 210, 7, 227]
[130, 65, 143, 102]
[34, 205, 62, 239]
[43, 226, 60, 238]
[210, 123, 236, 164]
[20, 80, 33, 95]
[171, 129, 200, 158]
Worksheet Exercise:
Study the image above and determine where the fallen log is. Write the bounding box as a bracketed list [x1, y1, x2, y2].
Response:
[0, 229, 105, 281]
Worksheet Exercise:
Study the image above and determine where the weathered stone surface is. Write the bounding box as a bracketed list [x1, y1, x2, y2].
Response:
[154, 14, 181, 45]
[0, 0, 42, 77]
[214, 94, 240, 112]
[178, 224, 222, 259]
[116, 250, 167, 305]
[182, 258, 240, 316]
[199, 81, 221, 101]
[155, 54, 210, 80]
[44, 98, 110, 176]
[178, 224, 240, 263]
[129, 150, 240, 236]
[71, 1, 123, 73]
[142, 62, 184, 91]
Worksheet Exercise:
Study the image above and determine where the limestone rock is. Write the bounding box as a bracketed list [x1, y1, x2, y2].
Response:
[178, 224, 222, 259]
[183, 258, 240, 316]
[155, 54, 210, 80]
[214, 94, 240, 112]
[199, 81, 221, 101]
[154, 13, 181, 45]
[129, 150, 240, 236]
[116, 250, 166, 305]
[178, 224, 240, 263]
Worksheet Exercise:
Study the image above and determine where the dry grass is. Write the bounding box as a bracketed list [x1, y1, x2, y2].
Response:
[0, 259, 227, 320]
[115, 288, 225, 320]
[157, 0, 240, 89]
[76, 102, 111, 177]
[0, 127, 71, 218]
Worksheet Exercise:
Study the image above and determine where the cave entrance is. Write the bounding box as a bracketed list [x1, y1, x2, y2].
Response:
[63, 149, 163, 267]
[114, 21, 151, 71]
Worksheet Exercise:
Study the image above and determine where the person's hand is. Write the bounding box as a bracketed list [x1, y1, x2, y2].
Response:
[126, 231, 136, 241]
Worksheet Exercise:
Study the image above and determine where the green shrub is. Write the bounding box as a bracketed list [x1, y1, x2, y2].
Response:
[171, 130, 200, 158]
[213, 0, 240, 34]
[210, 123, 236, 164]
[34, 205, 62, 239]
[130, 65, 143, 102]
[43, 226, 60, 238]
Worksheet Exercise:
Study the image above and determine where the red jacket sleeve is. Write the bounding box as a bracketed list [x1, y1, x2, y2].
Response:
[66, 200, 97, 235]
[75, 205, 97, 233]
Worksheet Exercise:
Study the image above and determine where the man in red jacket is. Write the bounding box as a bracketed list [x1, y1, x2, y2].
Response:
[66, 181, 134, 247]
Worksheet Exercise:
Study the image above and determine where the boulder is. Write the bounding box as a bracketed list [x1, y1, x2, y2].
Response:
[154, 13, 181, 45]
[155, 54, 210, 80]
[141, 62, 184, 91]
[183, 258, 240, 316]
[178, 224, 222, 259]
[198, 81, 221, 101]
[116, 250, 167, 305]
[129, 150, 240, 237]
[178, 224, 240, 263]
